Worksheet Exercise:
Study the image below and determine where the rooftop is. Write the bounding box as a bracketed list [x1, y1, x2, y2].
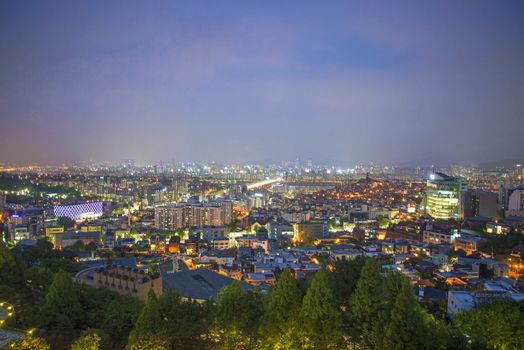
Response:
[162, 268, 252, 301]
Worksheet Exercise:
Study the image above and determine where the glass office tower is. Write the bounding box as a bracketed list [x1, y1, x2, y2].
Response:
[426, 173, 466, 220]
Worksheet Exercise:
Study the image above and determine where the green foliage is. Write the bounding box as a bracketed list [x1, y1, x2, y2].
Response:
[377, 215, 391, 228]
[299, 266, 342, 349]
[212, 281, 258, 349]
[8, 336, 50, 350]
[455, 300, 524, 350]
[128, 291, 211, 349]
[157, 291, 211, 349]
[214, 282, 248, 330]
[175, 228, 185, 238]
[329, 255, 367, 307]
[127, 292, 163, 347]
[148, 261, 159, 274]
[71, 240, 85, 252]
[262, 269, 301, 336]
[85, 242, 97, 252]
[384, 269, 407, 312]
[383, 282, 431, 350]
[127, 337, 169, 350]
[40, 270, 82, 330]
[17, 238, 81, 274]
[0, 240, 19, 284]
[349, 258, 385, 348]
[101, 295, 142, 348]
[245, 288, 264, 336]
[477, 234, 521, 255]
[71, 329, 102, 350]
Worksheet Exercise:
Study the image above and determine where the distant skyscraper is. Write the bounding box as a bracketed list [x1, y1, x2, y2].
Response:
[426, 173, 466, 220]
[307, 159, 313, 168]
[171, 175, 189, 201]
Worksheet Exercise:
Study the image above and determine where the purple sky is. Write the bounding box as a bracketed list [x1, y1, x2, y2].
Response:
[1, 1, 523, 165]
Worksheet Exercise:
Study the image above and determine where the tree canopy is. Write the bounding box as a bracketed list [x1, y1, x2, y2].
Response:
[299, 265, 342, 349]
[40, 271, 82, 330]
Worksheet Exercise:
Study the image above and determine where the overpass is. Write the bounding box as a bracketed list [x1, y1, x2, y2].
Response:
[246, 177, 282, 190]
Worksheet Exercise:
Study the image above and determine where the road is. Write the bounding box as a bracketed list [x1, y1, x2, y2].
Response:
[246, 177, 282, 190]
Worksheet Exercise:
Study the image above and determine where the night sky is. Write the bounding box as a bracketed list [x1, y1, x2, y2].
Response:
[1, 1, 523, 165]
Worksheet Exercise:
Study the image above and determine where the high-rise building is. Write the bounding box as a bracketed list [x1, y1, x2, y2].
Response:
[462, 190, 498, 219]
[217, 199, 233, 225]
[154, 200, 233, 230]
[154, 204, 184, 229]
[426, 173, 466, 220]
[170, 175, 189, 201]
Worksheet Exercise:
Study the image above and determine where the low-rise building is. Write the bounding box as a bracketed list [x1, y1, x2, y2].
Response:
[330, 248, 363, 261]
[293, 221, 328, 242]
[447, 289, 524, 319]
[77, 265, 162, 301]
[423, 229, 460, 245]
[52, 231, 101, 250]
[245, 272, 276, 285]
[212, 237, 230, 250]
[453, 234, 482, 254]
[162, 268, 252, 302]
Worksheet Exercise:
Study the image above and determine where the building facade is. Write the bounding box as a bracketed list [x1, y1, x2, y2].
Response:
[462, 190, 498, 219]
[154, 201, 233, 230]
[426, 173, 466, 220]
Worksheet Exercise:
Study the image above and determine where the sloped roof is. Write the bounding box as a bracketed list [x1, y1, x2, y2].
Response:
[162, 268, 252, 301]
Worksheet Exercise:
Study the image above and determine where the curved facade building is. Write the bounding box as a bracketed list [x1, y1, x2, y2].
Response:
[426, 173, 466, 220]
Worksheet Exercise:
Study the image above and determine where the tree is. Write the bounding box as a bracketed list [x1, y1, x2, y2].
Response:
[128, 291, 163, 347]
[175, 228, 185, 238]
[262, 269, 301, 335]
[349, 258, 385, 349]
[384, 269, 407, 313]
[101, 295, 142, 348]
[213, 282, 252, 349]
[455, 300, 524, 350]
[71, 240, 85, 252]
[245, 288, 264, 336]
[127, 337, 169, 350]
[0, 240, 18, 284]
[377, 215, 391, 229]
[383, 282, 431, 350]
[299, 266, 342, 349]
[8, 336, 50, 350]
[214, 282, 248, 330]
[72, 329, 102, 350]
[158, 292, 211, 349]
[329, 255, 367, 308]
[85, 241, 97, 252]
[40, 270, 82, 330]
[148, 261, 159, 274]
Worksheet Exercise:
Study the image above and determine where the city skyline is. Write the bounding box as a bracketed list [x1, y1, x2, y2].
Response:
[1, 1, 524, 165]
